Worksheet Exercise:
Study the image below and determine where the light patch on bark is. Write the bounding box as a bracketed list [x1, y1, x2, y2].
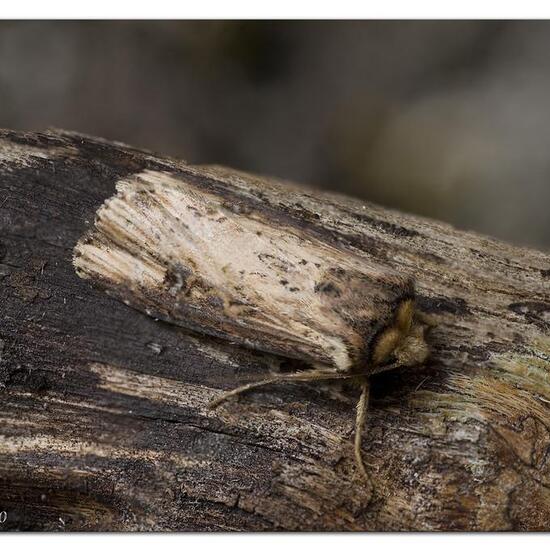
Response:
[0, 139, 73, 169]
[0, 433, 205, 469]
[90, 361, 216, 410]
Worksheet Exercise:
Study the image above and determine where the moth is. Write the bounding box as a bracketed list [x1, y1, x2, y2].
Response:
[73, 169, 429, 481]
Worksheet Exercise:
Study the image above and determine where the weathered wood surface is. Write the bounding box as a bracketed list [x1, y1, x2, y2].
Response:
[0, 129, 549, 532]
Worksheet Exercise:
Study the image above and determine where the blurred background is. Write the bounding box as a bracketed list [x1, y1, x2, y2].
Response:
[0, 20, 548, 249]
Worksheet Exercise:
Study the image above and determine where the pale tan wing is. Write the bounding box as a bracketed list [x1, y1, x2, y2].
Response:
[74, 170, 413, 371]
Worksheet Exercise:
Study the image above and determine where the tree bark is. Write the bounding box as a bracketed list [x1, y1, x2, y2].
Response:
[0, 129, 549, 531]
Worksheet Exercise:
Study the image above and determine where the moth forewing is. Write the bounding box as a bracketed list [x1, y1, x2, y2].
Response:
[74, 170, 416, 373]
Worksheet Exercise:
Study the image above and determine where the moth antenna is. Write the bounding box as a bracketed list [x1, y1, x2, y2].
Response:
[354, 378, 372, 486]
[208, 369, 360, 410]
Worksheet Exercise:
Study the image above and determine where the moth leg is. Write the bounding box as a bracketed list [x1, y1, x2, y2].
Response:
[208, 369, 358, 409]
[354, 378, 372, 485]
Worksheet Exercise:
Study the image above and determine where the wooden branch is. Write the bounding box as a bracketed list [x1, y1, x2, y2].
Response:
[0, 129, 549, 531]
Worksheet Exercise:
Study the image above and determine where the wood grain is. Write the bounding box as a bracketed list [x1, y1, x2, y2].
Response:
[0, 129, 549, 531]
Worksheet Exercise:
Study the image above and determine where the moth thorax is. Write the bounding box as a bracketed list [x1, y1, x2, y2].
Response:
[371, 299, 415, 366]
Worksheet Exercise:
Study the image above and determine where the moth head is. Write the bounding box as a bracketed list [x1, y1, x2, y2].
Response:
[370, 299, 429, 373]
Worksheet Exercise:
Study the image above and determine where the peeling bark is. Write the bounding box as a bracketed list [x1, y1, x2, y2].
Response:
[0, 129, 549, 531]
